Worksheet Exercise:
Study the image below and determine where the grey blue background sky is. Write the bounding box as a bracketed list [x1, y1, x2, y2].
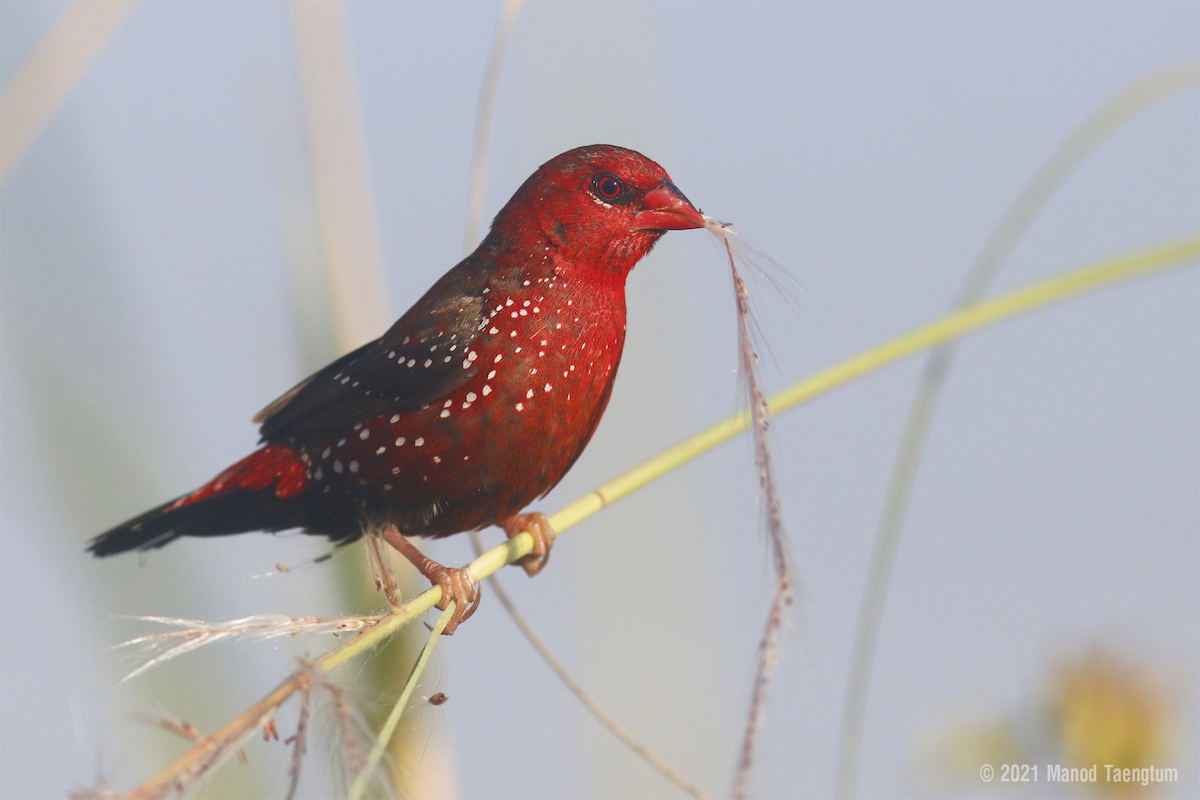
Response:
[2, 2, 1197, 798]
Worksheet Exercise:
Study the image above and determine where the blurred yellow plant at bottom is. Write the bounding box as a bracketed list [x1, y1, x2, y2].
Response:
[917, 643, 1182, 799]
[1050, 647, 1177, 799]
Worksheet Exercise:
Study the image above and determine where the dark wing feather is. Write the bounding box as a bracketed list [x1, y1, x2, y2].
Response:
[256, 255, 494, 442]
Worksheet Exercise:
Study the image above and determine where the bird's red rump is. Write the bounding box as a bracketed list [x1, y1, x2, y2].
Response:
[166, 445, 309, 511]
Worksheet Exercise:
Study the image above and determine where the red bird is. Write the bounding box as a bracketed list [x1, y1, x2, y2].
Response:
[90, 144, 706, 632]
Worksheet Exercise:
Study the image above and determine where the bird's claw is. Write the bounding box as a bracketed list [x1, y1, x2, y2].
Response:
[432, 566, 481, 635]
[378, 525, 480, 635]
[500, 512, 555, 577]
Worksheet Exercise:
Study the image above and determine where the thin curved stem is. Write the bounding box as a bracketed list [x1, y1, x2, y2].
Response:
[834, 64, 1200, 799]
[470, 533, 713, 800]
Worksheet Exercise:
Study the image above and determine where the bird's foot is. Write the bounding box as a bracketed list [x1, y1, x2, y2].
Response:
[499, 512, 556, 577]
[425, 565, 482, 635]
[379, 526, 480, 635]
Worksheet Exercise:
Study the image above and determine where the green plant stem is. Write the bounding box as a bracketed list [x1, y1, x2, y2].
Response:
[127, 236, 1197, 800]
[346, 603, 456, 800]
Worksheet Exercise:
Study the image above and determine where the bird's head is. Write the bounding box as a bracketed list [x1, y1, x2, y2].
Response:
[486, 144, 705, 280]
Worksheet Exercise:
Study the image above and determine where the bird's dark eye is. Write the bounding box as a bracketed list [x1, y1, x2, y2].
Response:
[592, 173, 625, 201]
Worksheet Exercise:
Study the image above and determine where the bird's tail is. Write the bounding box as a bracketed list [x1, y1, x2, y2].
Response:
[88, 446, 312, 556]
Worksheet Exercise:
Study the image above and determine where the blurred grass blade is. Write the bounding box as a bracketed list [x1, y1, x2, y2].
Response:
[289, 0, 390, 351]
[835, 64, 1200, 800]
[957, 62, 1199, 307]
[464, 0, 522, 253]
[0, 0, 139, 180]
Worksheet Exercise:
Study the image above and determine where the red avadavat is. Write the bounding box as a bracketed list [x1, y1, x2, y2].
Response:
[90, 145, 705, 632]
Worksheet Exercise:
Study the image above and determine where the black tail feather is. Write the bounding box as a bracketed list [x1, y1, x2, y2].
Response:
[88, 489, 311, 557]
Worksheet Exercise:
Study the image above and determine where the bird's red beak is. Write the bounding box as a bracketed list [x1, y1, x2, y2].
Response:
[632, 181, 706, 231]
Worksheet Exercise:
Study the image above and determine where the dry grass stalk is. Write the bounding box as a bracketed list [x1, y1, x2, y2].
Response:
[708, 222, 795, 800]
[283, 672, 312, 800]
[327, 679, 366, 777]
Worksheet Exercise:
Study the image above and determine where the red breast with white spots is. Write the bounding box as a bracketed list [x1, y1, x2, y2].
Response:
[299, 260, 628, 537]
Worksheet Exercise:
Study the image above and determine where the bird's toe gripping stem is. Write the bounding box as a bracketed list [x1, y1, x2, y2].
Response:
[427, 564, 482, 635]
[500, 512, 556, 577]
[380, 526, 481, 635]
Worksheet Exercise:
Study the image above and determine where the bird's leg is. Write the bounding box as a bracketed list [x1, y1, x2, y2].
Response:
[379, 525, 481, 635]
[363, 533, 402, 608]
[499, 512, 556, 577]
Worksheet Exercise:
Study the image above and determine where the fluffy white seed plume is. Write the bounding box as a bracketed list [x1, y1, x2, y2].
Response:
[113, 614, 379, 682]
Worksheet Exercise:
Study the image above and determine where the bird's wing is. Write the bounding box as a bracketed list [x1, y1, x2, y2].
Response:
[255, 263, 490, 442]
